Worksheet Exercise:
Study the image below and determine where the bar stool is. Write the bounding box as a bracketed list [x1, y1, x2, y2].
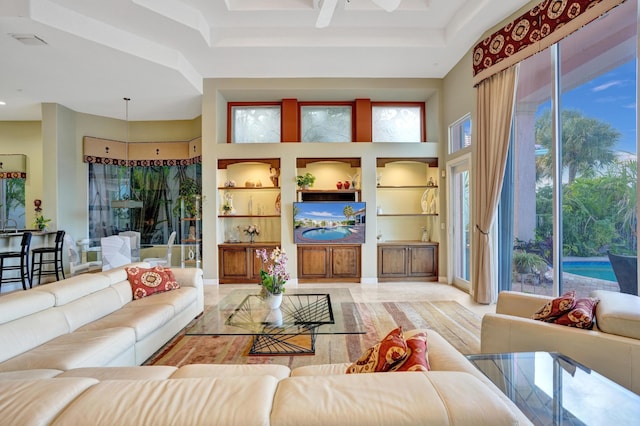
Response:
[31, 230, 66, 286]
[0, 232, 32, 291]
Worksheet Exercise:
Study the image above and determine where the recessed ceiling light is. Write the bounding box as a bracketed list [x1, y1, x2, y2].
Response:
[0, 101, 6, 106]
[10, 34, 47, 45]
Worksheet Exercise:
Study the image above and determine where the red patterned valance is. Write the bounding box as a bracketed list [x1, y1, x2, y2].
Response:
[83, 136, 202, 166]
[473, 0, 625, 84]
[0, 154, 27, 179]
[0, 172, 26, 179]
[83, 156, 201, 166]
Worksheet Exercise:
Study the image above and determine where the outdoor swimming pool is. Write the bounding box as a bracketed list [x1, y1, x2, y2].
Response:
[562, 260, 616, 282]
[302, 226, 352, 241]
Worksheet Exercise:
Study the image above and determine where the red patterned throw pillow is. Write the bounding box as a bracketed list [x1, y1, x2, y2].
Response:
[389, 331, 430, 372]
[346, 327, 407, 374]
[532, 291, 576, 321]
[552, 297, 599, 329]
[126, 266, 180, 300]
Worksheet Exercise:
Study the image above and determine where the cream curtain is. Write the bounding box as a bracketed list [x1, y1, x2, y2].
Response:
[472, 66, 518, 304]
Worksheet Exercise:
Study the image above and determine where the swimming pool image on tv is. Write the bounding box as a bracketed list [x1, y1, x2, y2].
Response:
[293, 201, 366, 244]
[302, 226, 352, 240]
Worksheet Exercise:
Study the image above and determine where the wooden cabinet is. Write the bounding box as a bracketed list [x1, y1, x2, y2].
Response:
[378, 242, 438, 281]
[218, 243, 279, 284]
[297, 245, 360, 282]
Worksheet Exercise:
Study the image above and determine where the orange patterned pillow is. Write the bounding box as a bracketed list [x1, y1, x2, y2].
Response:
[533, 291, 576, 321]
[552, 297, 599, 329]
[346, 327, 407, 374]
[389, 331, 430, 372]
[126, 266, 180, 300]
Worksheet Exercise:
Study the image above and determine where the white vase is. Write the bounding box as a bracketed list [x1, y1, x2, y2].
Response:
[266, 308, 283, 326]
[266, 292, 283, 309]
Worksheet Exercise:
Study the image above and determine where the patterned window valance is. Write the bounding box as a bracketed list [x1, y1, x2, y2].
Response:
[472, 0, 626, 85]
[82, 136, 202, 166]
[0, 154, 27, 179]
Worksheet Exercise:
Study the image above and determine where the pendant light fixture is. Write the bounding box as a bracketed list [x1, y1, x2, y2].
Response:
[111, 97, 143, 209]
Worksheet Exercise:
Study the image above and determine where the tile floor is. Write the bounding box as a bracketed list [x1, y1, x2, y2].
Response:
[204, 281, 497, 317]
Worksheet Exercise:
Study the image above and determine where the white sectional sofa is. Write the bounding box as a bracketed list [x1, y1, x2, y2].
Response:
[0, 262, 204, 371]
[481, 290, 640, 394]
[0, 268, 532, 425]
[0, 330, 532, 426]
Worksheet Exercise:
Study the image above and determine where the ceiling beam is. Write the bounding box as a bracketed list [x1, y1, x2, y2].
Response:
[316, 0, 339, 29]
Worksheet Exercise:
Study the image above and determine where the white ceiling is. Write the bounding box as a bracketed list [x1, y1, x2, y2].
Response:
[0, 0, 530, 121]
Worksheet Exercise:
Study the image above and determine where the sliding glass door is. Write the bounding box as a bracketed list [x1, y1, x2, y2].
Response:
[508, 0, 638, 297]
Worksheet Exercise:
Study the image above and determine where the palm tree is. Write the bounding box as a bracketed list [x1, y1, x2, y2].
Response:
[536, 109, 619, 184]
[343, 205, 354, 224]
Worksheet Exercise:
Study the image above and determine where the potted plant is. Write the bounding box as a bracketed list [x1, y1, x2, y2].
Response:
[255, 246, 290, 309]
[296, 172, 316, 189]
[513, 250, 548, 285]
[33, 213, 51, 231]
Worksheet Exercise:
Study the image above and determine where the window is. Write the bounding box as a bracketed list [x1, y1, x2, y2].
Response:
[88, 163, 201, 247]
[300, 105, 352, 142]
[230, 104, 281, 143]
[449, 157, 471, 288]
[449, 114, 471, 153]
[506, 0, 637, 298]
[0, 178, 25, 229]
[372, 103, 424, 142]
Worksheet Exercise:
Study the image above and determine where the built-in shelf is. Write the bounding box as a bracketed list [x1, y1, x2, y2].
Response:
[218, 215, 281, 218]
[377, 185, 438, 189]
[377, 214, 438, 217]
[218, 186, 279, 190]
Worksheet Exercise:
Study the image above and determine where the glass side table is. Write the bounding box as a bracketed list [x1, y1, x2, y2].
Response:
[466, 352, 640, 426]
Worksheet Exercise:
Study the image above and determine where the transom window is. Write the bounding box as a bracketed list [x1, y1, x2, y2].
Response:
[372, 103, 424, 142]
[230, 104, 281, 143]
[300, 105, 352, 142]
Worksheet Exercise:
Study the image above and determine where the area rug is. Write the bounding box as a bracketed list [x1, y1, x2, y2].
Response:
[146, 301, 481, 369]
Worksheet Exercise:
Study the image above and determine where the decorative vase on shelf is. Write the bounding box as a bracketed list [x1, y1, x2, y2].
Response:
[249, 234, 255, 243]
[266, 293, 283, 310]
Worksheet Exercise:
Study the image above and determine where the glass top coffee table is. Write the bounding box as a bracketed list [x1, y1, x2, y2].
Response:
[466, 352, 640, 426]
[186, 288, 365, 355]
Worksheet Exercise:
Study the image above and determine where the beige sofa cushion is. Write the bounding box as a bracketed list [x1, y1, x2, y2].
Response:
[52, 376, 278, 426]
[57, 287, 126, 331]
[58, 366, 177, 380]
[0, 369, 62, 380]
[34, 273, 111, 306]
[77, 303, 175, 341]
[271, 371, 521, 426]
[0, 290, 55, 325]
[0, 308, 70, 364]
[170, 364, 291, 380]
[0, 378, 98, 425]
[0, 327, 135, 371]
[592, 290, 640, 339]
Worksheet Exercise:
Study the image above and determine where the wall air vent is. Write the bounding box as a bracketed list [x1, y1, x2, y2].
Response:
[10, 34, 47, 46]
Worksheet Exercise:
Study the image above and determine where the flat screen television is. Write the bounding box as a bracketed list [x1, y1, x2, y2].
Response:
[293, 201, 366, 244]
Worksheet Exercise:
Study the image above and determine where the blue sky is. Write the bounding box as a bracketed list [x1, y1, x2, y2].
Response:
[556, 60, 637, 154]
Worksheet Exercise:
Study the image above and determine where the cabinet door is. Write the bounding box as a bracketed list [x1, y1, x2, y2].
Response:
[378, 246, 408, 277]
[331, 246, 360, 278]
[409, 246, 437, 277]
[297, 246, 329, 279]
[219, 247, 249, 280]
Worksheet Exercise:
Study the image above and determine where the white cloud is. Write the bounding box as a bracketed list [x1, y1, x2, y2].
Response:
[592, 80, 623, 92]
[307, 210, 338, 218]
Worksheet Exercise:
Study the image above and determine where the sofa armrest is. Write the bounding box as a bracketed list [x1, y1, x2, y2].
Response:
[171, 268, 203, 290]
[495, 291, 552, 318]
